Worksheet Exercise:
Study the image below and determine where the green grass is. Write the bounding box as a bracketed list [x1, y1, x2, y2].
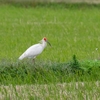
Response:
[0, 4, 100, 99]
[0, 4, 100, 62]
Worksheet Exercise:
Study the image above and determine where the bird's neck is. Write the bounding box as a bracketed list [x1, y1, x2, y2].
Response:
[40, 40, 47, 49]
[42, 41, 47, 49]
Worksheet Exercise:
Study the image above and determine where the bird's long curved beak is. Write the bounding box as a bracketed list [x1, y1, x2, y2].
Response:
[47, 41, 51, 46]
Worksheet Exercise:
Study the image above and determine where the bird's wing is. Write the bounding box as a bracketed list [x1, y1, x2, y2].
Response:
[19, 44, 43, 60]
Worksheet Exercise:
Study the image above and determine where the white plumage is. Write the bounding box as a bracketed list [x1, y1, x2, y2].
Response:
[19, 37, 51, 60]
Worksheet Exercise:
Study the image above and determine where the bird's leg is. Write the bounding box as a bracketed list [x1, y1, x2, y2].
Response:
[32, 56, 36, 64]
[33, 59, 35, 63]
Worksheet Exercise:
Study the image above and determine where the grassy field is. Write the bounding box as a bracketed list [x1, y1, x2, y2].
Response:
[0, 4, 100, 99]
[0, 4, 100, 62]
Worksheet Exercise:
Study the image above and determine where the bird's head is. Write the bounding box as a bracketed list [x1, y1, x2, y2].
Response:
[43, 37, 47, 42]
[43, 37, 51, 46]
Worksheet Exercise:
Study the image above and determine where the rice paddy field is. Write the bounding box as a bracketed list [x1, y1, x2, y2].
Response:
[0, 3, 100, 100]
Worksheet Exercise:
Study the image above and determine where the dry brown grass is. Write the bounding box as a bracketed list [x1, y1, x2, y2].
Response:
[1, 0, 100, 4]
[0, 81, 100, 100]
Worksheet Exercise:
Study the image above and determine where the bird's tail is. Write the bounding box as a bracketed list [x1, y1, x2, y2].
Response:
[19, 53, 25, 60]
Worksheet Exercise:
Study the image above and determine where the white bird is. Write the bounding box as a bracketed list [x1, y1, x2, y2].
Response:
[19, 37, 51, 60]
